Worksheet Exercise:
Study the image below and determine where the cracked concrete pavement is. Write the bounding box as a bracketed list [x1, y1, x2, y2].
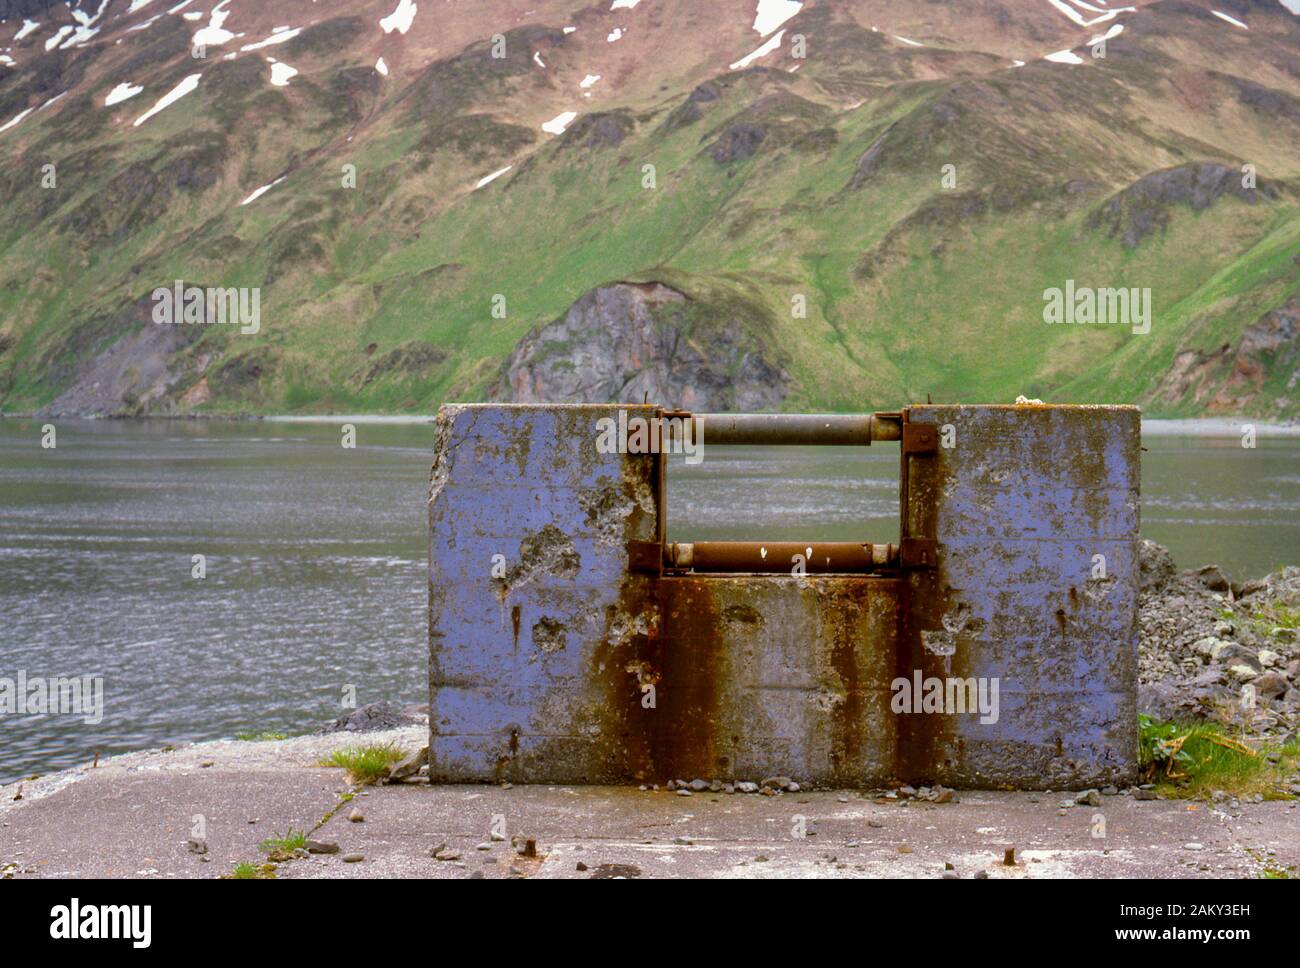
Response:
[1, 728, 1296, 879]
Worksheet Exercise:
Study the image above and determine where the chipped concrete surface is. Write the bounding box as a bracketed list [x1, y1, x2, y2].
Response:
[0, 730, 1295, 879]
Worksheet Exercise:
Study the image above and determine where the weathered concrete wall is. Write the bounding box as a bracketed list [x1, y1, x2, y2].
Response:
[427, 404, 660, 783]
[902, 404, 1140, 788]
[429, 403, 1140, 789]
[655, 577, 901, 786]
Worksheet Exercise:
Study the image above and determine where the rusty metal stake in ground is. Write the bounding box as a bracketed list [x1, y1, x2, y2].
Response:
[427, 403, 1140, 790]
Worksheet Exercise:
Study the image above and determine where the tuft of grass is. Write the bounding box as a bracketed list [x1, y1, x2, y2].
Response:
[259, 829, 308, 853]
[319, 744, 405, 785]
[235, 731, 289, 741]
[229, 861, 261, 880]
[1138, 715, 1295, 800]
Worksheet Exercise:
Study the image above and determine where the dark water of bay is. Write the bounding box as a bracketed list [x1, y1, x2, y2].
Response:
[1, 417, 1297, 783]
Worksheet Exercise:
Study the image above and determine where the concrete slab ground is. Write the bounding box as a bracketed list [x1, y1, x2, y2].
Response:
[2, 728, 1296, 879]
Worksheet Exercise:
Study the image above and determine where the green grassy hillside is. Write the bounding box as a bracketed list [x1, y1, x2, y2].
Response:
[0, 0, 1296, 417]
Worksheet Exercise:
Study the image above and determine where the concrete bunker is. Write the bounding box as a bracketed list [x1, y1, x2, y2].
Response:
[427, 403, 1139, 789]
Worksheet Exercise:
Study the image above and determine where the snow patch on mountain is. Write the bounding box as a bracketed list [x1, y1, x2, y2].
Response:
[1211, 10, 1248, 29]
[381, 0, 417, 35]
[542, 111, 577, 134]
[105, 82, 144, 106]
[133, 72, 201, 126]
[1046, 0, 1135, 28]
[730, 29, 784, 69]
[242, 28, 302, 52]
[753, 0, 801, 36]
[1088, 23, 1124, 44]
[193, 1, 236, 47]
[474, 165, 512, 189]
[45, 25, 74, 50]
[240, 176, 286, 206]
[268, 59, 297, 86]
[0, 106, 33, 134]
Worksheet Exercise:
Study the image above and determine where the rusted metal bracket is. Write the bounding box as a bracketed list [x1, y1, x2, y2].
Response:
[899, 537, 938, 569]
[901, 422, 937, 455]
[628, 540, 662, 576]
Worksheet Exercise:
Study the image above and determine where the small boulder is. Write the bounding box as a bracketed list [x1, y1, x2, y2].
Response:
[387, 745, 430, 782]
[1250, 672, 1289, 700]
[1183, 564, 1231, 594]
[1138, 539, 1178, 592]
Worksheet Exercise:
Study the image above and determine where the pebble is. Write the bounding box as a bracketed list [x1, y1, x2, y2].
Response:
[348, 808, 364, 823]
[475, 842, 492, 851]
[1183, 843, 1204, 851]
[342, 853, 364, 863]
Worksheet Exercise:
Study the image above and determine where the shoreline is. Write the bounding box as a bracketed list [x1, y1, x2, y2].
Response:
[3, 412, 1298, 436]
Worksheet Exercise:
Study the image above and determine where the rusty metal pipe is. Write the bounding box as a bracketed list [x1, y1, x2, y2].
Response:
[665, 541, 897, 573]
[673, 413, 901, 445]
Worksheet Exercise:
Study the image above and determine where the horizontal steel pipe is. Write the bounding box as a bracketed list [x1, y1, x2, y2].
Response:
[675, 413, 902, 445]
[666, 541, 896, 573]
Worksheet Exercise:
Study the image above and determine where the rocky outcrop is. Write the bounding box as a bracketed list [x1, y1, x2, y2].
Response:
[1152, 296, 1300, 417]
[1088, 162, 1280, 249]
[1138, 541, 1300, 738]
[316, 701, 427, 735]
[709, 123, 766, 164]
[494, 282, 787, 410]
[39, 291, 207, 418]
[560, 111, 634, 151]
[348, 340, 447, 392]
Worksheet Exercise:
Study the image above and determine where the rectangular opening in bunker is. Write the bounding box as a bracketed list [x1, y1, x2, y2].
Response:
[663, 418, 902, 574]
